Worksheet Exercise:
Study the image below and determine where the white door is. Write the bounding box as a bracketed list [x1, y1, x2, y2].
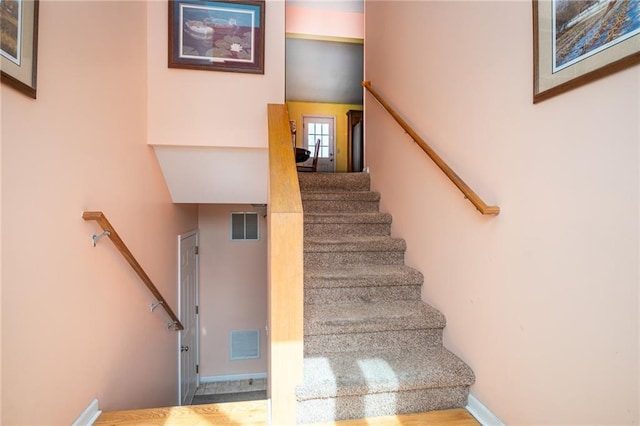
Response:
[303, 116, 336, 172]
[178, 231, 199, 406]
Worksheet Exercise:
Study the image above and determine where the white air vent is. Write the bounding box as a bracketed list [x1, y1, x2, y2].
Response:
[230, 330, 260, 360]
[231, 212, 259, 241]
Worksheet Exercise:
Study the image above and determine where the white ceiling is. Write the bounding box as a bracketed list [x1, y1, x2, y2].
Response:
[153, 146, 268, 204]
[287, 0, 364, 13]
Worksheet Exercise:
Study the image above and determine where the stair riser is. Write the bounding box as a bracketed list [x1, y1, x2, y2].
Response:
[304, 329, 443, 355]
[304, 251, 404, 267]
[297, 386, 470, 424]
[305, 316, 439, 336]
[305, 223, 391, 237]
[304, 285, 421, 304]
[303, 200, 380, 213]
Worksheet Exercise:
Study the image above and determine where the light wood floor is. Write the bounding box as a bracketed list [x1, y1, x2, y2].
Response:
[95, 400, 480, 426]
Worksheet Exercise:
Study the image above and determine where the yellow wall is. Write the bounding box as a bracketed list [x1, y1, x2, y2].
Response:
[287, 101, 362, 172]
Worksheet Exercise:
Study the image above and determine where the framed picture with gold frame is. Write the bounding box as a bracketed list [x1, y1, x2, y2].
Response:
[1, 0, 39, 99]
[533, 0, 640, 103]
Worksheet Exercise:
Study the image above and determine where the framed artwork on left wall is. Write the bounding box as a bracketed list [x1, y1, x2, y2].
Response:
[168, 0, 265, 74]
[1, 0, 39, 99]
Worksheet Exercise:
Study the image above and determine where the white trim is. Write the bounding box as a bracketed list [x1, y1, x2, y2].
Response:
[302, 114, 337, 172]
[72, 399, 102, 426]
[200, 372, 267, 383]
[466, 394, 506, 426]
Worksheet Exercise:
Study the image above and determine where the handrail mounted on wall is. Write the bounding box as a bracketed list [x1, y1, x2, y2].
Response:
[362, 81, 500, 216]
[83, 211, 184, 331]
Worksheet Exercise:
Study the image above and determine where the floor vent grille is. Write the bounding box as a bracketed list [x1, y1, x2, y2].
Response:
[230, 330, 260, 360]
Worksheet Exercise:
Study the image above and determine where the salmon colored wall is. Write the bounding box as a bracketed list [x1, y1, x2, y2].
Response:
[287, 101, 362, 173]
[198, 205, 267, 377]
[0, 80, 3, 418]
[146, 0, 285, 148]
[286, 6, 363, 40]
[365, 1, 639, 424]
[1, 2, 198, 424]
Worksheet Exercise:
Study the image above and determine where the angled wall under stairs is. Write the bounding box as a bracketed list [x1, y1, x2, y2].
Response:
[296, 172, 475, 424]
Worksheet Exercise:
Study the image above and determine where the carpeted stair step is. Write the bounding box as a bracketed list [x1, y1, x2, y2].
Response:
[304, 264, 424, 305]
[299, 172, 370, 192]
[304, 265, 424, 289]
[304, 300, 445, 336]
[296, 346, 475, 423]
[304, 236, 406, 267]
[304, 212, 392, 237]
[305, 283, 421, 305]
[304, 328, 443, 355]
[301, 191, 380, 214]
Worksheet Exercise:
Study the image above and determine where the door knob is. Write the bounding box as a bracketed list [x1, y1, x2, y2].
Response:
[181, 345, 189, 352]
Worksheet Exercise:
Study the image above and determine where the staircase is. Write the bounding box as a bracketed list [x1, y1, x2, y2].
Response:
[296, 172, 475, 424]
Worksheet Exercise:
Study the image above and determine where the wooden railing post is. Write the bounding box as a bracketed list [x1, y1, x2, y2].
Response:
[267, 104, 304, 424]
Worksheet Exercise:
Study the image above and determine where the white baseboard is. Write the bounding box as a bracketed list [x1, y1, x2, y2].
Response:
[466, 393, 505, 426]
[200, 372, 267, 383]
[72, 398, 102, 426]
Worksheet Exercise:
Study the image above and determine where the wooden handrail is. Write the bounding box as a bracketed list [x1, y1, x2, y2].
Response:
[362, 81, 500, 215]
[82, 211, 184, 331]
[266, 104, 304, 425]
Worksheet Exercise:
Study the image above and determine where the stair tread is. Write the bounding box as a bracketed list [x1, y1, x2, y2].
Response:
[301, 191, 380, 201]
[305, 212, 392, 224]
[298, 172, 371, 192]
[305, 264, 423, 288]
[305, 300, 445, 335]
[305, 236, 406, 252]
[297, 346, 475, 400]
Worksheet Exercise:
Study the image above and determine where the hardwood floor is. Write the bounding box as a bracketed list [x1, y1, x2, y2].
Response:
[95, 400, 480, 425]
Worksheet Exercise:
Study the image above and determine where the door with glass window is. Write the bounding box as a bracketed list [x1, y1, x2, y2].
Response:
[302, 116, 336, 172]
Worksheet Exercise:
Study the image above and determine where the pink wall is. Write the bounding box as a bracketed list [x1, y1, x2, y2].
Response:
[286, 6, 363, 40]
[0, 70, 3, 418]
[365, 1, 639, 424]
[198, 205, 267, 377]
[146, 0, 285, 148]
[1, 2, 198, 424]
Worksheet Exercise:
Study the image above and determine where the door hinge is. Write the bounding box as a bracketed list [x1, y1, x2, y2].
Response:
[195, 305, 199, 315]
[196, 365, 199, 374]
[195, 246, 199, 255]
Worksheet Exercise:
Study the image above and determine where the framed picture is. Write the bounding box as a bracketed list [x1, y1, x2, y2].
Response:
[168, 0, 265, 74]
[1, 0, 39, 99]
[533, 0, 640, 103]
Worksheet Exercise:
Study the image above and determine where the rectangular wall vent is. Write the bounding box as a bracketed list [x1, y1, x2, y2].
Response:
[231, 212, 259, 241]
[230, 330, 260, 360]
